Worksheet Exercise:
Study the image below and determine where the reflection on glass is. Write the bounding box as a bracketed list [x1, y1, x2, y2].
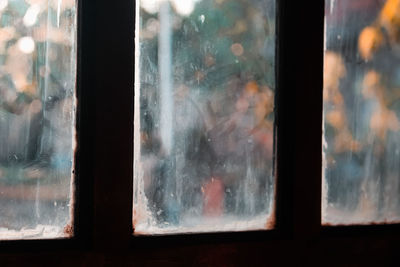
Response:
[323, 0, 400, 224]
[0, 0, 76, 239]
[134, 0, 276, 234]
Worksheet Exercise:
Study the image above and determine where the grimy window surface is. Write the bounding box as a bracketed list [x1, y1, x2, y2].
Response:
[0, 0, 77, 239]
[134, 0, 276, 234]
[323, 0, 400, 225]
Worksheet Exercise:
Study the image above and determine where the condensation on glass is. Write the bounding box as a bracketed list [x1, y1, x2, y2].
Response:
[323, 0, 400, 225]
[0, 0, 77, 239]
[134, 0, 276, 234]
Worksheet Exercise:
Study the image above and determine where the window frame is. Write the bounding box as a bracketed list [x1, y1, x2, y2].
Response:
[0, 0, 94, 251]
[0, 0, 399, 265]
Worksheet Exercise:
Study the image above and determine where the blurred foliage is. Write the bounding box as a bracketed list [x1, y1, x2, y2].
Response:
[135, 0, 277, 227]
[0, 0, 76, 184]
[140, 0, 275, 92]
[324, 0, 400, 222]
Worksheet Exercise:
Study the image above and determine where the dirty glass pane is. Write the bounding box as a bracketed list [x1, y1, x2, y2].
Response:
[0, 0, 77, 239]
[323, 0, 400, 225]
[134, 0, 276, 234]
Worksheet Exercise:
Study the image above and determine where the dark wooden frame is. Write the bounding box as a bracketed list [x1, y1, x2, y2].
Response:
[0, 0, 399, 265]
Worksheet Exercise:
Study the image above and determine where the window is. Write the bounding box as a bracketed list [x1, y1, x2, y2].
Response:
[0, 1, 398, 266]
[134, 0, 276, 234]
[323, 0, 400, 225]
[0, 0, 77, 239]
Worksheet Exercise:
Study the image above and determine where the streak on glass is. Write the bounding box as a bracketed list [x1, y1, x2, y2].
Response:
[134, 0, 276, 234]
[323, 0, 400, 225]
[0, 0, 77, 239]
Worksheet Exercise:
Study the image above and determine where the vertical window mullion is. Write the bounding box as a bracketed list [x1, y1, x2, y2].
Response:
[73, 0, 96, 246]
[276, 0, 325, 238]
[92, 0, 135, 250]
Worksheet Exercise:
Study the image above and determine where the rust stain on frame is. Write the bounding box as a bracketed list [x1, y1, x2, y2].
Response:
[63, 223, 74, 237]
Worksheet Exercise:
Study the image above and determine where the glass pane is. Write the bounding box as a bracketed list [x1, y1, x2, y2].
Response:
[0, 0, 77, 239]
[134, 0, 276, 234]
[323, 0, 400, 224]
